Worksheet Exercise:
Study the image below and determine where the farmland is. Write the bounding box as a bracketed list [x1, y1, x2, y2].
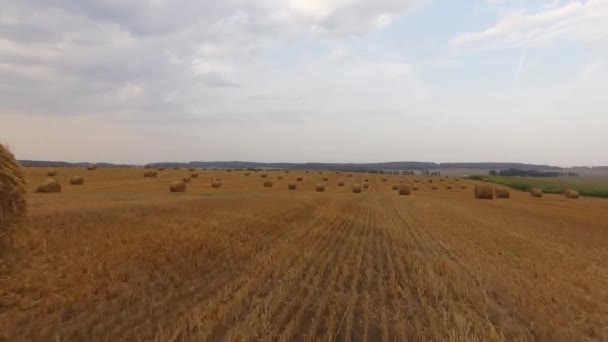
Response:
[1, 167, 608, 341]
[481, 176, 608, 198]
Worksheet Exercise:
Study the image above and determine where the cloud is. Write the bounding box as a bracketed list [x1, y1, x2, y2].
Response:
[451, 0, 608, 49]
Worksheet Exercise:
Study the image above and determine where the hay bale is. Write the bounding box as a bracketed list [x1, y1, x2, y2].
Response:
[413, 180, 419, 183]
[428, 180, 433, 183]
[35, 179, 61, 193]
[144, 164, 152, 169]
[352, 184, 362, 193]
[431, 186, 438, 190]
[364, 178, 369, 182]
[87, 164, 97, 171]
[348, 174, 353, 178]
[288, 183, 297, 190]
[157, 167, 165, 171]
[0, 144, 27, 235]
[261, 174, 268, 178]
[495, 188, 510, 199]
[47, 169, 57, 177]
[286, 170, 290, 174]
[461, 185, 468, 189]
[531, 188, 543, 198]
[188, 168, 196, 172]
[297, 177, 304, 181]
[315, 184, 325, 192]
[70, 176, 84, 185]
[244, 172, 251, 176]
[169, 181, 186, 192]
[305, 170, 309, 173]
[392, 184, 399, 190]
[338, 181, 345, 186]
[144, 170, 157, 178]
[446, 185, 453, 190]
[191, 172, 199, 178]
[474, 184, 493, 199]
[363, 183, 370, 189]
[398, 185, 412, 196]
[382, 178, 387, 182]
[174, 167, 180, 170]
[211, 180, 222, 188]
[322, 177, 329, 181]
[412, 185, 419, 191]
[278, 176, 283, 180]
[440, 179, 444, 182]
[565, 189, 579, 199]
[182, 176, 191, 183]
[264, 181, 273, 188]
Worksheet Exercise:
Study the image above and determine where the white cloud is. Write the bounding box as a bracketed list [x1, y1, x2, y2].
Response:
[452, 0, 608, 48]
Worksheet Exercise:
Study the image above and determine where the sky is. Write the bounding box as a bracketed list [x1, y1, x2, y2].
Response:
[1, 0, 607, 166]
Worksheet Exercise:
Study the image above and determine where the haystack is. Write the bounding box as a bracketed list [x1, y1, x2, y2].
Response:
[565, 189, 579, 199]
[531, 188, 543, 198]
[352, 184, 362, 193]
[70, 176, 84, 185]
[35, 179, 61, 193]
[382, 178, 387, 182]
[399, 184, 412, 196]
[244, 172, 251, 176]
[474, 184, 494, 199]
[157, 167, 165, 171]
[87, 164, 97, 171]
[412, 185, 419, 191]
[392, 184, 399, 190]
[446, 185, 453, 190]
[261, 174, 268, 178]
[315, 184, 325, 192]
[264, 181, 273, 188]
[322, 177, 329, 181]
[189, 168, 196, 172]
[144, 164, 152, 169]
[183, 176, 191, 183]
[191, 172, 199, 178]
[495, 188, 510, 199]
[0, 144, 27, 235]
[278, 176, 283, 180]
[413, 180, 419, 183]
[363, 183, 370, 189]
[364, 178, 369, 182]
[169, 181, 186, 192]
[47, 169, 57, 177]
[348, 174, 353, 178]
[144, 171, 157, 178]
[431, 186, 438, 190]
[338, 181, 345, 186]
[288, 183, 297, 190]
[297, 177, 304, 181]
[428, 180, 433, 183]
[212, 179, 222, 188]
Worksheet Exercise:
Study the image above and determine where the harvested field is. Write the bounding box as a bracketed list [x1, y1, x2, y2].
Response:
[1, 168, 607, 341]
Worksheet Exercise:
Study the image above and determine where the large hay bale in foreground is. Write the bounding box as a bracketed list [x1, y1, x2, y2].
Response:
[47, 169, 57, 177]
[288, 183, 297, 190]
[70, 176, 84, 185]
[264, 181, 273, 188]
[352, 184, 362, 193]
[565, 189, 579, 199]
[1, 145, 27, 235]
[144, 171, 157, 178]
[495, 188, 510, 199]
[169, 181, 186, 192]
[399, 185, 412, 196]
[211, 179, 222, 188]
[87, 164, 97, 171]
[315, 184, 325, 192]
[35, 179, 61, 193]
[474, 184, 493, 199]
[531, 188, 543, 198]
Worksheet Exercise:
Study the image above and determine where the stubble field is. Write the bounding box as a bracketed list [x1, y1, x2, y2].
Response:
[1, 167, 607, 341]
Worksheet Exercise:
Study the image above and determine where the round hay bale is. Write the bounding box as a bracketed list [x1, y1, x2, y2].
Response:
[226, 169, 232, 173]
[182, 176, 191, 183]
[428, 179, 433, 183]
[261, 174, 268, 178]
[474, 184, 494, 199]
[211, 179, 222, 188]
[338, 181, 345, 186]
[35, 179, 61, 193]
[264, 181, 273, 188]
[382, 178, 387, 182]
[352, 184, 362, 193]
[399, 185, 412, 196]
[296, 177, 304, 182]
[169, 181, 186, 192]
[565, 189, 579, 199]
[144, 170, 157, 178]
[461, 185, 468, 189]
[244, 172, 251, 176]
[87, 164, 97, 171]
[392, 184, 399, 191]
[157, 167, 165, 171]
[446, 185, 453, 190]
[188, 168, 196, 172]
[144, 164, 152, 169]
[286, 170, 290, 174]
[348, 174, 353, 178]
[440, 179, 444, 182]
[413, 180, 419, 183]
[363, 183, 370, 189]
[318, 171, 323, 175]
[278, 176, 283, 180]
[70, 176, 84, 185]
[322, 177, 329, 181]
[288, 183, 297, 190]
[0, 144, 27, 236]
[173, 167, 180, 170]
[412, 185, 419, 191]
[191, 172, 199, 178]
[364, 178, 369, 182]
[47, 169, 57, 177]
[315, 184, 325, 192]
[495, 188, 510, 199]
[431, 186, 438, 190]
[531, 188, 543, 198]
